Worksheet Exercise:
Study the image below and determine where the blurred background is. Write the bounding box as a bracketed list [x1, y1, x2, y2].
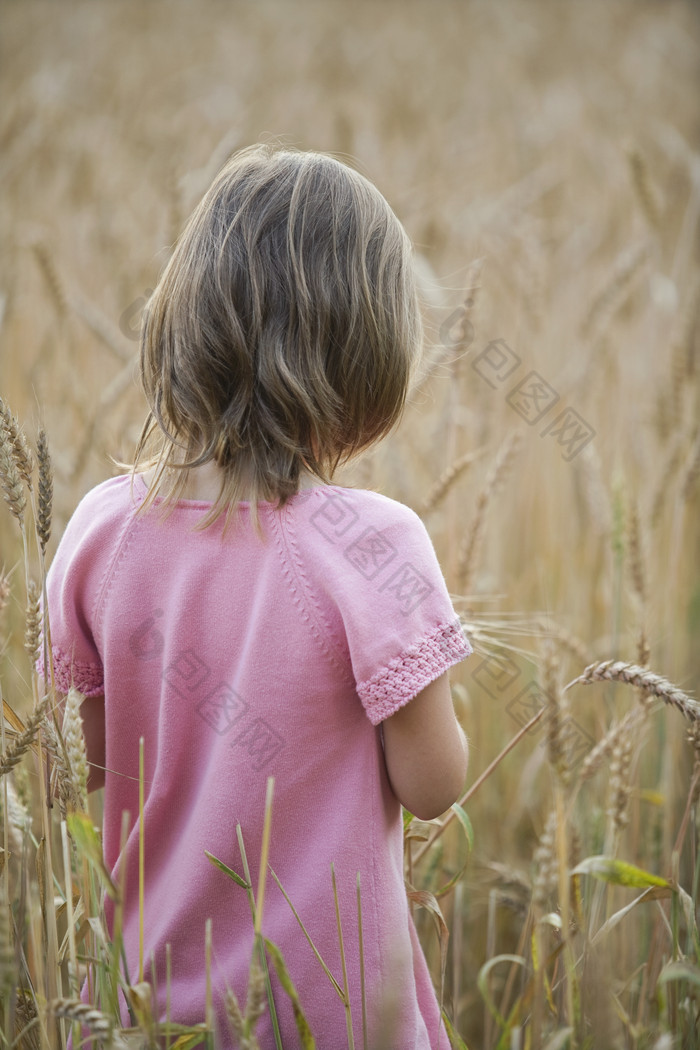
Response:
[1, 1, 699, 1045]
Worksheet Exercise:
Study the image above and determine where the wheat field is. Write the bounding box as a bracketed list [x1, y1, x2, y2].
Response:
[1, 1, 699, 1047]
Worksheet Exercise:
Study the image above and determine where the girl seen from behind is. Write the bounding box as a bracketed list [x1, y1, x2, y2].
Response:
[45, 143, 472, 1048]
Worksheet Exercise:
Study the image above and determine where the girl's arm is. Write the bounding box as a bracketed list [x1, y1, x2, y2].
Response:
[79, 694, 106, 793]
[381, 672, 467, 821]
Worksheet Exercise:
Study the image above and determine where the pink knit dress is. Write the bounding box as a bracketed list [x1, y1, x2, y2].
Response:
[46, 474, 472, 1049]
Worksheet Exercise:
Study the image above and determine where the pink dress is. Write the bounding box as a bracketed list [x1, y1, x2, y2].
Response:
[46, 474, 472, 1049]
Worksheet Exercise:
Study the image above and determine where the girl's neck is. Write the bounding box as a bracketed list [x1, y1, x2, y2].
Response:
[150, 460, 325, 503]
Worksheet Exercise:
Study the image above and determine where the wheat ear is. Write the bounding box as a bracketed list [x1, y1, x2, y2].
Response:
[565, 661, 700, 721]
[607, 725, 635, 833]
[580, 707, 645, 782]
[419, 446, 485, 516]
[532, 808, 557, 910]
[36, 427, 53, 556]
[0, 416, 27, 525]
[49, 999, 112, 1040]
[61, 689, 89, 810]
[0, 572, 10, 619]
[0, 696, 49, 777]
[542, 641, 569, 784]
[24, 580, 41, 663]
[0, 399, 33, 490]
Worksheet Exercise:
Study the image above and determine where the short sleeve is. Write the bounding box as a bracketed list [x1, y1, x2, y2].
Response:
[295, 488, 473, 725]
[40, 478, 131, 697]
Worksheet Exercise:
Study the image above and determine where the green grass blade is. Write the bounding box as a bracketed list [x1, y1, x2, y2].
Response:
[264, 938, 316, 1049]
[204, 851, 250, 890]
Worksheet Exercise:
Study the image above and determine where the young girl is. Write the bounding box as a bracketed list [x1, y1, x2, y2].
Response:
[45, 144, 472, 1049]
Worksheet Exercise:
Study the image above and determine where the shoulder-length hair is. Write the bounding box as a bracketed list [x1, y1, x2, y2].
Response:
[134, 142, 423, 530]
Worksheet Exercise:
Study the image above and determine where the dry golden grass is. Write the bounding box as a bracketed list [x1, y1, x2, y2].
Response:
[0, 0, 699, 1046]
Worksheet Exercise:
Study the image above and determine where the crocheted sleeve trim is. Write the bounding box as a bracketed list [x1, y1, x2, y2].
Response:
[358, 618, 472, 726]
[39, 645, 104, 698]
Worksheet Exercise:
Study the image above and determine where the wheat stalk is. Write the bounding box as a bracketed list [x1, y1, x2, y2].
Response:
[31, 241, 68, 317]
[535, 618, 590, 667]
[624, 143, 661, 230]
[32, 239, 134, 364]
[565, 661, 700, 721]
[0, 894, 14, 999]
[411, 256, 484, 397]
[574, 444, 612, 536]
[579, 242, 650, 341]
[70, 290, 134, 363]
[456, 432, 522, 593]
[418, 446, 485, 516]
[681, 431, 700, 501]
[687, 723, 700, 806]
[626, 499, 645, 607]
[650, 432, 687, 525]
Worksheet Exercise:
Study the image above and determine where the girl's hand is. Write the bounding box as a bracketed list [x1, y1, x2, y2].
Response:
[381, 672, 468, 821]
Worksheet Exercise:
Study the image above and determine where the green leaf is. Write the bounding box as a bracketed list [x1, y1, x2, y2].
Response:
[404, 824, 431, 843]
[657, 961, 700, 988]
[541, 1029, 573, 1050]
[265, 938, 316, 1048]
[440, 1008, 470, 1049]
[433, 859, 470, 900]
[205, 850, 250, 889]
[168, 1032, 209, 1050]
[269, 867, 344, 999]
[591, 886, 671, 945]
[128, 981, 155, 1032]
[450, 803, 474, 853]
[406, 887, 449, 983]
[572, 856, 670, 888]
[66, 812, 118, 899]
[403, 808, 415, 829]
[477, 955, 526, 1028]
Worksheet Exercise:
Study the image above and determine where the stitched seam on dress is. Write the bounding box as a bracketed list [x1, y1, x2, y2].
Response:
[92, 479, 146, 641]
[287, 487, 371, 667]
[285, 498, 352, 670]
[269, 501, 352, 682]
[358, 619, 472, 725]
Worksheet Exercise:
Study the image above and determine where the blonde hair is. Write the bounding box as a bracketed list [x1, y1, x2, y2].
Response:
[135, 143, 423, 529]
